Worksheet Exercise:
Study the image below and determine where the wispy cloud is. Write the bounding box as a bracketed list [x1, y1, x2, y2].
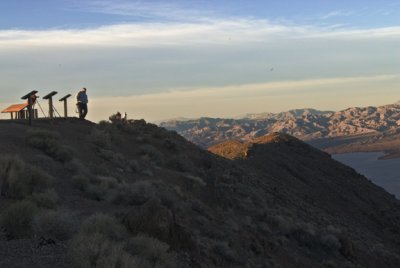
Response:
[320, 10, 356, 20]
[1, 18, 400, 49]
[68, 0, 214, 22]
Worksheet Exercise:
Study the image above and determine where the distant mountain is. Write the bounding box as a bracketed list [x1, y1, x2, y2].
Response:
[159, 103, 400, 156]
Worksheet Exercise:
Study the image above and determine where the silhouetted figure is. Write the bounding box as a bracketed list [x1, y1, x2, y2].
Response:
[76, 88, 88, 120]
[115, 112, 122, 121]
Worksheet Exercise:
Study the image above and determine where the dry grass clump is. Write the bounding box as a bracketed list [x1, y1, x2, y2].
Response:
[0, 200, 38, 239]
[125, 234, 176, 268]
[84, 176, 119, 201]
[69, 213, 176, 268]
[71, 174, 90, 191]
[80, 214, 127, 240]
[0, 155, 51, 199]
[33, 210, 77, 241]
[26, 128, 74, 163]
[69, 232, 133, 268]
[28, 189, 59, 209]
[122, 199, 173, 242]
[139, 144, 164, 166]
[69, 214, 135, 268]
[108, 181, 155, 206]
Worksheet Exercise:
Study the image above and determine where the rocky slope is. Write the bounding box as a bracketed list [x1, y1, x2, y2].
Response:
[1, 119, 400, 267]
[160, 104, 400, 154]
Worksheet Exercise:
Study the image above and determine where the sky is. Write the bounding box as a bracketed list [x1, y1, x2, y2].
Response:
[0, 0, 400, 122]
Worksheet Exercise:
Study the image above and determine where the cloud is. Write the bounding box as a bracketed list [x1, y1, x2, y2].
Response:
[68, 0, 214, 22]
[320, 10, 355, 20]
[1, 18, 400, 50]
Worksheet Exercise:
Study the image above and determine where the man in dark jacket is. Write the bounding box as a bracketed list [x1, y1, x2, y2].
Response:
[76, 87, 88, 119]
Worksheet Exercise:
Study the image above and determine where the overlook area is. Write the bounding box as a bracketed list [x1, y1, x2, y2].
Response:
[0, 118, 400, 267]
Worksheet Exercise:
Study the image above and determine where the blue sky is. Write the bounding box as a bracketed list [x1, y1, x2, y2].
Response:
[1, 0, 400, 121]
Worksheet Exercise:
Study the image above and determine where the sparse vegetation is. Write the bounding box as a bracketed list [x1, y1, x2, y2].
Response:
[26, 128, 74, 162]
[1, 116, 400, 267]
[139, 144, 164, 166]
[79, 214, 127, 240]
[0, 155, 51, 199]
[28, 189, 59, 209]
[33, 210, 77, 241]
[108, 181, 155, 206]
[69, 214, 154, 268]
[124, 234, 176, 268]
[71, 174, 90, 191]
[0, 200, 38, 239]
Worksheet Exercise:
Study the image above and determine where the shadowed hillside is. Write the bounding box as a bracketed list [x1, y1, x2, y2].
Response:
[1, 119, 400, 267]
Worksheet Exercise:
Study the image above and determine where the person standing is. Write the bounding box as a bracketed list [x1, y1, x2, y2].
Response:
[76, 87, 88, 119]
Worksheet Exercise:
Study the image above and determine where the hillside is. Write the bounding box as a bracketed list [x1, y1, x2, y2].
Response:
[1, 119, 400, 267]
[160, 103, 400, 157]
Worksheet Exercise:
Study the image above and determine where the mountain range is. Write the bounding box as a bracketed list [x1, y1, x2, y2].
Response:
[1, 118, 400, 267]
[160, 102, 400, 158]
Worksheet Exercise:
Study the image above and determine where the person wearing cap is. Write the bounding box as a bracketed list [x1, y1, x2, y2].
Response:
[76, 87, 88, 119]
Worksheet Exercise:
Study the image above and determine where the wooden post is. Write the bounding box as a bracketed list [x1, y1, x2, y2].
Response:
[59, 94, 71, 118]
[43, 91, 58, 119]
[21, 90, 38, 126]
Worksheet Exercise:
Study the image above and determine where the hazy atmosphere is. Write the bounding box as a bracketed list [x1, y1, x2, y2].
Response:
[1, 0, 400, 121]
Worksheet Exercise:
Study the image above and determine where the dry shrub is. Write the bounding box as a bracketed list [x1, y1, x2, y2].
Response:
[0, 155, 51, 199]
[98, 148, 125, 166]
[85, 176, 118, 201]
[69, 214, 137, 268]
[91, 128, 112, 148]
[85, 184, 109, 201]
[71, 174, 90, 191]
[122, 199, 173, 242]
[125, 234, 176, 268]
[28, 189, 59, 209]
[95, 176, 119, 189]
[109, 181, 155, 206]
[33, 210, 78, 241]
[80, 214, 127, 240]
[139, 144, 164, 166]
[26, 128, 73, 163]
[0, 200, 38, 239]
[69, 233, 135, 268]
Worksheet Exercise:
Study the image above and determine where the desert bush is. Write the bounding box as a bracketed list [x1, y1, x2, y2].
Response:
[71, 174, 90, 191]
[85, 176, 119, 201]
[127, 159, 140, 173]
[69, 213, 140, 268]
[91, 128, 112, 148]
[0, 155, 51, 199]
[33, 210, 78, 241]
[28, 189, 59, 209]
[95, 176, 119, 189]
[26, 129, 73, 163]
[85, 183, 109, 201]
[122, 199, 173, 242]
[185, 174, 207, 187]
[98, 148, 125, 165]
[64, 158, 91, 175]
[165, 155, 193, 172]
[0, 200, 38, 239]
[125, 234, 176, 268]
[139, 144, 164, 166]
[212, 241, 236, 262]
[80, 214, 127, 240]
[320, 234, 341, 251]
[109, 181, 155, 206]
[69, 232, 137, 268]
